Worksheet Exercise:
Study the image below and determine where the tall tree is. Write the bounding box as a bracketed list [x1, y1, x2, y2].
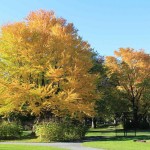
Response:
[92, 56, 128, 127]
[105, 48, 150, 125]
[0, 10, 97, 119]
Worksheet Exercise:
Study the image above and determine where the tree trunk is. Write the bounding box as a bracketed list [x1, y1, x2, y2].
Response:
[91, 117, 96, 128]
[132, 98, 138, 129]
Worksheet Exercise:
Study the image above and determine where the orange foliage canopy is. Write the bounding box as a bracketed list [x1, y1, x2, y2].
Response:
[0, 10, 97, 118]
[106, 48, 150, 115]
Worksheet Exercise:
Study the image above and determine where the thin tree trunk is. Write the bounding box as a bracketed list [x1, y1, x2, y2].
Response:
[132, 97, 138, 129]
[91, 117, 96, 128]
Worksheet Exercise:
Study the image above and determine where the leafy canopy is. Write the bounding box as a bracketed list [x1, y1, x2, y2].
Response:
[0, 10, 97, 118]
[105, 48, 150, 117]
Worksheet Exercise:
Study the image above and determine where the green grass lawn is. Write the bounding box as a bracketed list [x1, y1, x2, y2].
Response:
[0, 144, 65, 150]
[83, 140, 150, 150]
[83, 126, 150, 150]
[86, 126, 150, 137]
[1, 126, 150, 150]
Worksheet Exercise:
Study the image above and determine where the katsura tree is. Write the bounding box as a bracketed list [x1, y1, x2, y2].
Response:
[105, 48, 150, 126]
[0, 10, 98, 120]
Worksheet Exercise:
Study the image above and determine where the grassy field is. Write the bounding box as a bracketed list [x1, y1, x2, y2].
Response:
[0, 144, 65, 150]
[83, 126, 150, 150]
[86, 126, 150, 137]
[83, 140, 150, 150]
[1, 126, 150, 150]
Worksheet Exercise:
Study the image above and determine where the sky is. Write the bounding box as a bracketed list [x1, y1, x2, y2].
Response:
[0, 0, 150, 56]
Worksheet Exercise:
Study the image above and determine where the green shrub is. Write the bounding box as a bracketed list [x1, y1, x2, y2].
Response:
[35, 122, 64, 141]
[63, 123, 88, 141]
[0, 121, 23, 139]
[35, 121, 88, 142]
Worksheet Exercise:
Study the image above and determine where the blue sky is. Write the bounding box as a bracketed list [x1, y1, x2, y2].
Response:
[0, 0, 150, 56]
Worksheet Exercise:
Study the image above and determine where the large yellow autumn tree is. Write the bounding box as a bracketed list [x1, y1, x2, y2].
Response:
[0, 10, 97, 118]
[106, 48, 150, 124]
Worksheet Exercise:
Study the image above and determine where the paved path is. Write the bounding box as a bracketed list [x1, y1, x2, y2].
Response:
[0, 142, 102, 150]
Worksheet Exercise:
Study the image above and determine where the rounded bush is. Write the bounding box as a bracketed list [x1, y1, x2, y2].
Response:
[0, 121, 23, 139]
[35, 122, 64, 141]
[35, 121, 88, 142]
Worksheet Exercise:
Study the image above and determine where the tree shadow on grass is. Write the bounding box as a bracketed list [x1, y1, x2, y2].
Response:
[88, 130, 115, 133]
[83, 129, 150, 142]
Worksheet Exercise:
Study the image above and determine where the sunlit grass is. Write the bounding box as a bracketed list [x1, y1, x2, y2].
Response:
[86, 125, 150, 137]
[83, 126, 150, 150]
[0, 144, 66, 150]
[83, 140, 150, 150]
